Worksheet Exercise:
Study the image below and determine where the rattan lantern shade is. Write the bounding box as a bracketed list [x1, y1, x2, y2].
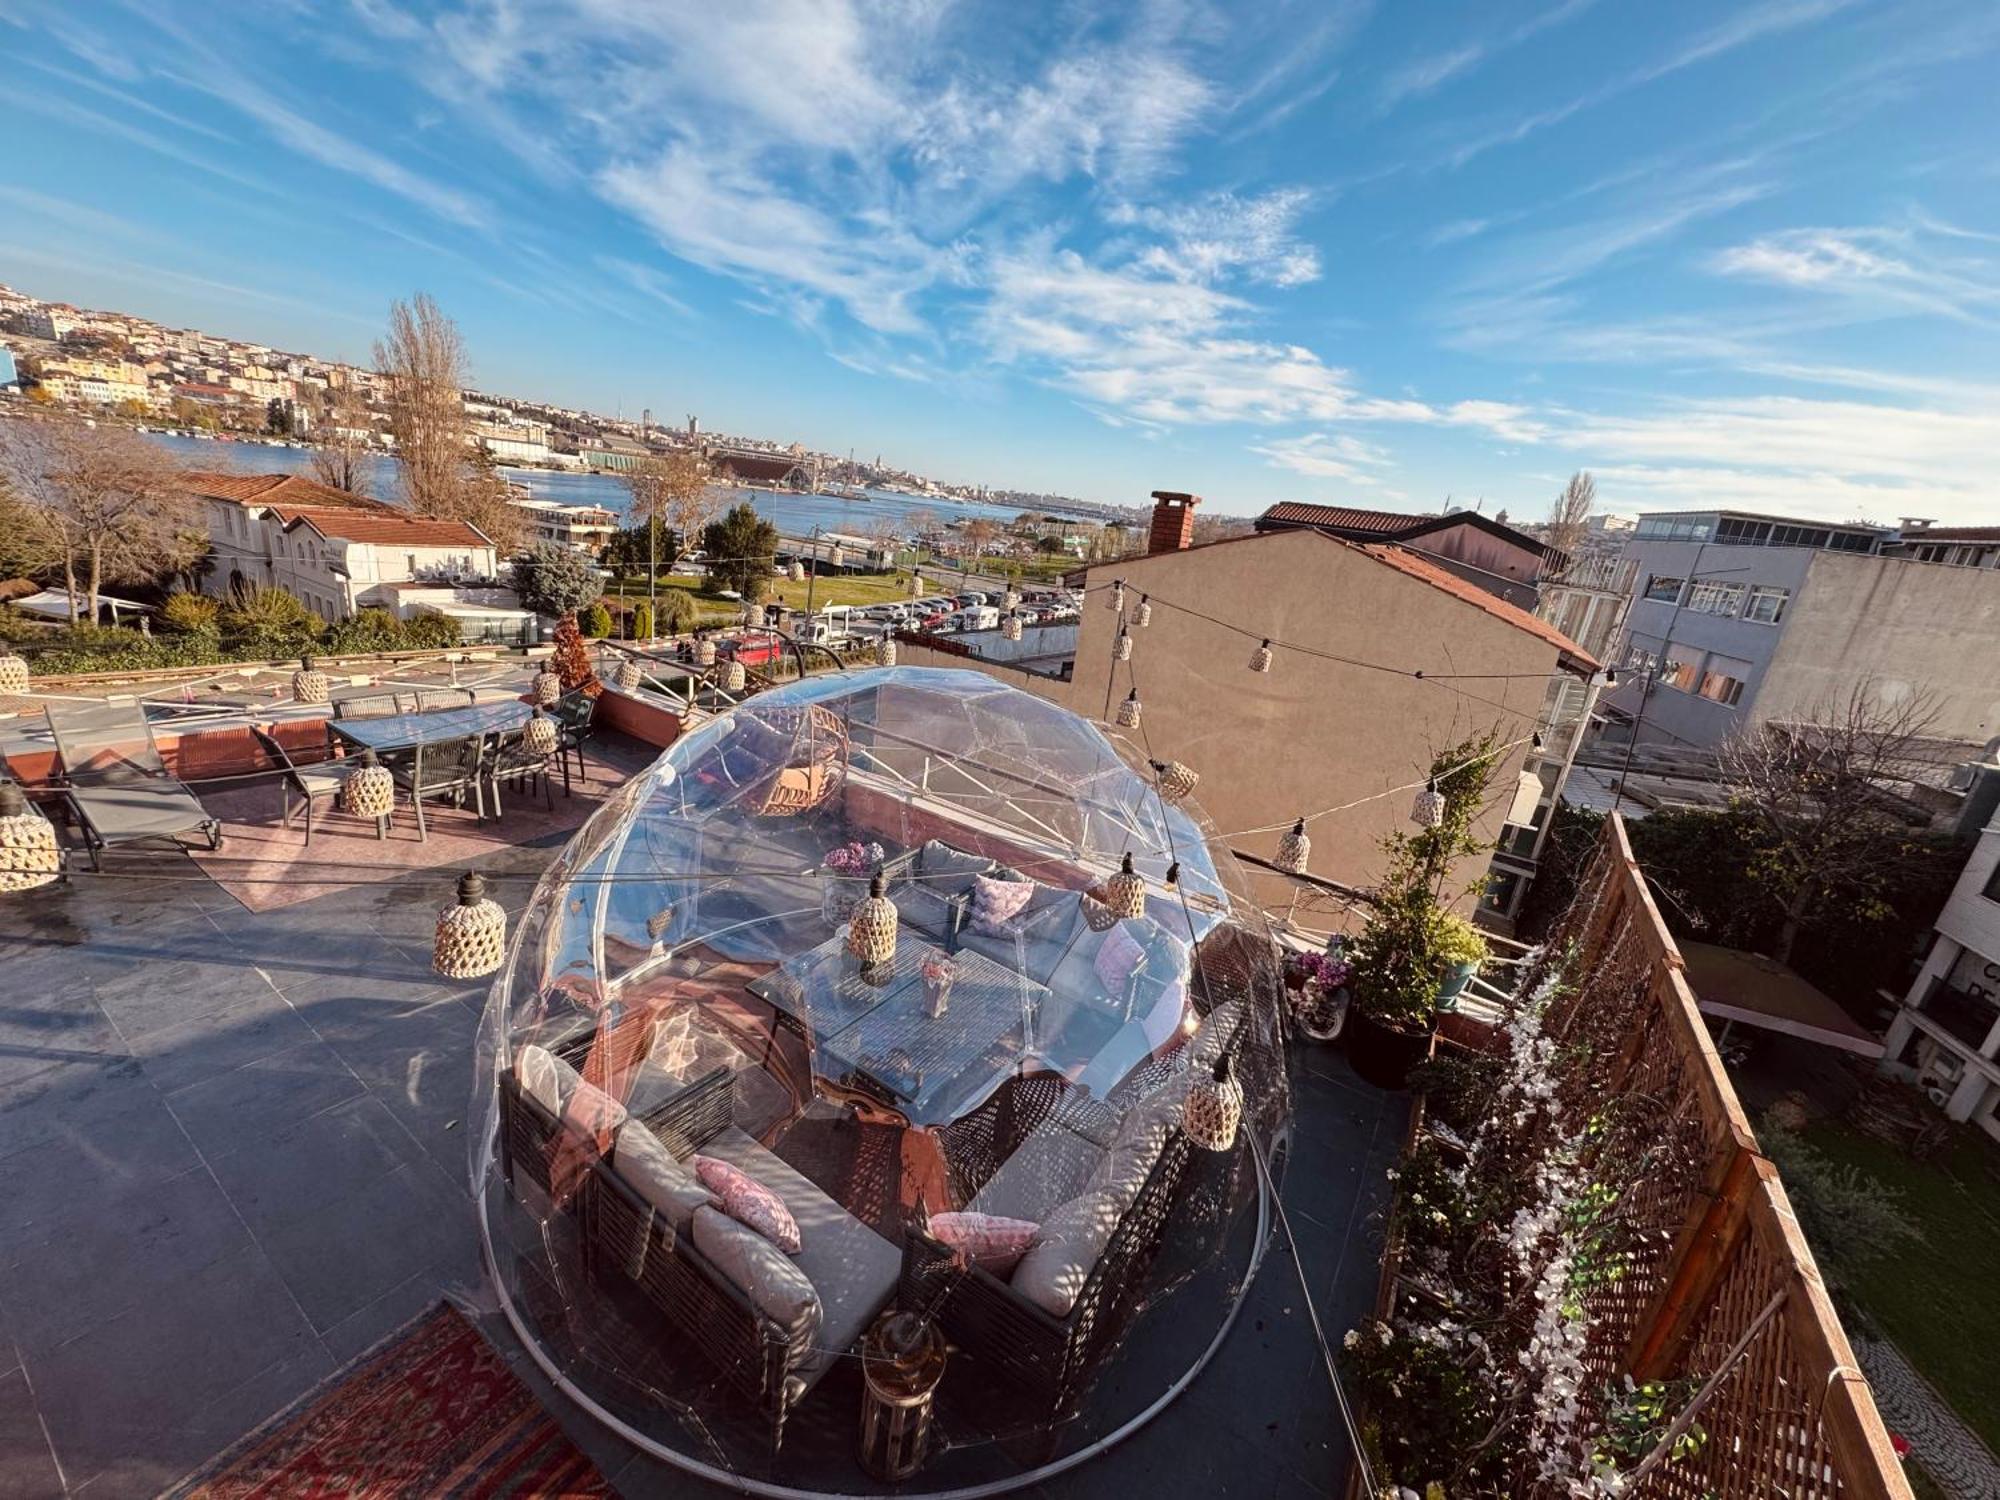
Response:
[1183, 1054, 1243, 1152]
[1115, 632, 1132, 662]
[435, 871, 506, 979]
[828, 545, 846, 568]
[0, 650, 27, 697]
[1108, 580, 1124, 612]
[1103, 852, 1147, 920]
[291, 656, 329, 705]
[1135, 596, 1152, 628]
[1152, 759, 1199, 805]
[722, 658, 747, 693]
[1249, 640, 1273, 674]
[1115, 690, 1141, 729]
[695, 635, 717, 668]
[341, 749, 394, 818]
[877, 637, 898, 667]
[533, 668, 561, 706]
[1002, 614, 1022, 641]
[1274, 818, 1311, 875]
[614, 657, 643, 693]
[847, 873, 898, 965]
[524, 709, 560, 756]
[790, 561, 806, 582]
[0, 782, 60, 892]
[1002, 587, 1020, 612]
[1411, 780, 1446, 828]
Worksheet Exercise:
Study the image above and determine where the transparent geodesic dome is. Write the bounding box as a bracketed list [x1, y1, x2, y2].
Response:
[472, 667, 1291, 1495]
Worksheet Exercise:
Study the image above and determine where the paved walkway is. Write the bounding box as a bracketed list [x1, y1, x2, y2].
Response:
[1854, 1335, 2000, 1500]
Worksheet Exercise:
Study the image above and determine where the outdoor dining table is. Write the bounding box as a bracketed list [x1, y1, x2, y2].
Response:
[325, 699, 531, 753]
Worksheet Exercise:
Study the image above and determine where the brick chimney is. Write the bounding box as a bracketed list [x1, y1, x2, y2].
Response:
[1148, 490, 1200, 554]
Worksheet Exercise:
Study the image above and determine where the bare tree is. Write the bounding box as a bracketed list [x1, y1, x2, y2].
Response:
[962, 517, 997, 565]
[1718, 682, 1942, 964]
[625, 449, 715, 541]
[0, 418, 200, 623]
[310, 376, 373, 495]
[1544, 470, 1595, 560]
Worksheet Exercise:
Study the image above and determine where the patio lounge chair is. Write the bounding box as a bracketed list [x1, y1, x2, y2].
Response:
[44, 699, 222, 869]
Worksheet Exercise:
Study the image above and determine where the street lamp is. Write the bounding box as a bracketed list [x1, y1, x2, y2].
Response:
[804, 524, 824, 621]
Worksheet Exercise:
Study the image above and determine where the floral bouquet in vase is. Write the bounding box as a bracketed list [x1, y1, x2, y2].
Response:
[919, 948, 956, 1018]
[821, 840, 888, 926]
[1289, 947, 1353, 1043]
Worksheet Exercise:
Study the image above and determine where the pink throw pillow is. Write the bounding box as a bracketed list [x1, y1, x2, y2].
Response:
[928, 1211, 1039, 1274]
[1093, 923, 1148, 994]
[694, 1156, 801, 1254]
[970, 874, 1035, 936]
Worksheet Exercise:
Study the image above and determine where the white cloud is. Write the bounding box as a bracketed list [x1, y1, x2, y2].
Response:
[1380, 45, 1484, 108]
[1711, 225, 2000, 324]
[1252, 432, 1391, 482]
[1111, 190, 1322, 287]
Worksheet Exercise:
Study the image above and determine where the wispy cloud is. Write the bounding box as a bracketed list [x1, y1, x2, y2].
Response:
[1711, 224, 2000, 325]
[1109, 190, 1322, 288]
[1252, 431, 1392, 482]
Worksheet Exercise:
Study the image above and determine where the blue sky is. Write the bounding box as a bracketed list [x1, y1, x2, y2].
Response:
[2, 0, 1997, 519]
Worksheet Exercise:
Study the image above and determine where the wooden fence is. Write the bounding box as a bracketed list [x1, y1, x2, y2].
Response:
[1528, 813, 1910, 1499]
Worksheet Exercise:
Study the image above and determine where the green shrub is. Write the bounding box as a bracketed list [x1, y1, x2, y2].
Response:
[580, 600, 613, 638]
[402, 613, 464, 649]
[25, 625, 221, 675]
[158, 592, 220, 636]
[219, 586, 322, 659]
[631, 601, 655, 641]
[1760, 1123, 1922, 1282]
[511, 542, 603, 616]
[322, 607, 405, 655]
[655, 589, 699, 636]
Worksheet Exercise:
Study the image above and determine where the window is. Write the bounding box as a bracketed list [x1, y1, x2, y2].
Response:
[1698, 669, 1746, 706]
[1661, 648, 1702, 693]
[1743, 585, 1789, 624]
[1716, 517, 1773, 545]
[1686, 581, 1746, 617]
[1643, 574, 1685, 603]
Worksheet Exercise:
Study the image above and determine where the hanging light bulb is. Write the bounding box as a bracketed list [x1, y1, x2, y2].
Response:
[614, 656, 643, 694]
[1275, 818, 1311, 875]
[847, 873, 899, 966]
[1115, 630, 1132, 662]
[1411, 778, 1446, 828]
[0, 644, 27, 697]
[695, 635, 717, 669]
[1108, 580, 1125, 613]
[1151, 759, 1199, 805]
[877, 636, 898, 667]
[722, 658, 747, 694]
[1103, 852, 1147, 920]
[1250, 639, 1274, 674]
[434, 871, 506, 979]
[291, 654, 329, 705]
[1182, 1052, 1243, 1152]
[1135, 595, 1152, 628]
[1002, 613, 1023, 642]
[0, 780, 60, 892]
[341, 747, 394, 819]
[523, 706, 560, 756]
[532, 665, 561, 706]
[1115, 689, 1141, 729]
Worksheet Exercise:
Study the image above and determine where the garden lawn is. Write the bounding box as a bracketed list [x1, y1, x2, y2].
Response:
[606, 571, 926, 620]
[1801, 1117, 2000, 1453]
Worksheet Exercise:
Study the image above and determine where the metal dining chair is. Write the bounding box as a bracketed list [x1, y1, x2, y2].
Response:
[250, 726, 380, 844]
[484, 727, 554, 816]
[416, 688, 477, 711]
[332, 693, 402, 720]
[385, 733, 485, 841]
[549, 689, 596, 795]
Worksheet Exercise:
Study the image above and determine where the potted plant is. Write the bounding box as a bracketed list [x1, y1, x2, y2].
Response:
[1345, 734, 1503, 1089]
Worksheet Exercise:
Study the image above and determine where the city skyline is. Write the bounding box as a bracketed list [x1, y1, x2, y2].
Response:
[4, 0, 1998, 520]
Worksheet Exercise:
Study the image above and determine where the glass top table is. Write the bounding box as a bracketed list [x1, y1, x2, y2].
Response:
[327, 699, 531, 752]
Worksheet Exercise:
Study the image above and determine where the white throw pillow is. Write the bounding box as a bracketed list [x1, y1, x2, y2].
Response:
[692, 1207, 823, 1360]
[612, 1122, 714, 1233]
[1009, 1185, 1128, 1318]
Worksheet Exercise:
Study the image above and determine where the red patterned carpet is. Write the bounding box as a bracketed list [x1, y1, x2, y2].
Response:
[164, 1303, 608, 1498]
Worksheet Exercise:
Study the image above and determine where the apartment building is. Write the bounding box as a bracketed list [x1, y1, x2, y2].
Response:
[509, 497, 617, 554]
[188, 472, 498, 622]
[1606, 509, 2000, 749]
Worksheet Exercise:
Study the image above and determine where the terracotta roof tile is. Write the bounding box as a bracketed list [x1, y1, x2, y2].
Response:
[268, 504, 492, 549]
[187, 471, 396, 513]
[1258, 501, 1418, 534]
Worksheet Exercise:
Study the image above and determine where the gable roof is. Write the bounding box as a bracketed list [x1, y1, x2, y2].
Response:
[267, 504, 492, 549]
[1256, 500, 1568, 567]
[187, 471, 396, 513]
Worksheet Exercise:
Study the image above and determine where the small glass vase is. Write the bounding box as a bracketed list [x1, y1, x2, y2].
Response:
[923, 972, 953, 1018]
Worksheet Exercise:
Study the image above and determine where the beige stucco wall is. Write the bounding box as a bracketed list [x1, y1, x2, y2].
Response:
[1758, 553, 2000, 744]
[912, 529, 1566, 926]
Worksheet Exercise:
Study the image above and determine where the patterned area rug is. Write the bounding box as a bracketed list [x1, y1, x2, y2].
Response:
[163, 1302, 608, 1498]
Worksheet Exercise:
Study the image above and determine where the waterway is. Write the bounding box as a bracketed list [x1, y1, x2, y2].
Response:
[143, 432, 1088, 539]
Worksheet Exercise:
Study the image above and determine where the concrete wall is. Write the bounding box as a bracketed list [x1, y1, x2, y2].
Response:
[1757, 552, 2000, 743]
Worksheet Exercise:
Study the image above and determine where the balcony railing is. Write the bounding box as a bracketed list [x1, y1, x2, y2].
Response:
[1918, 976, 2000, 1051]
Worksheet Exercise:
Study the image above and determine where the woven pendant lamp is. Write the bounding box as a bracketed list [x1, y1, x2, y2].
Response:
[1183, 1052, 1243, 1152]
[1250, 639, 1273, 674]
[1002, 614, 1022, 642]
[1152, 759, 1199, 805]
[1103, 852, 1147, 920]
[790, 561, 806, 582]
[434, 871, 506, 979]
[1115, 631, 1132, 662]
[1002, 587, 1021, 612]
[1275, 818, 1311, 875]
[1411, 778, 1446, 828]
[722, 658, 747, 694]
[1079, 894, 1120, 933]
[1135, 595, 1152, 628]
[523, 707, 559, 756]
[341, 747, 395, 818]
[0, 781, 60, 892]
[614, 656, 643, 693]
[828, 544, 846, 569]
[695, 634, 717, 668]
[291, 655, 329, 705]
[1115, 690, 1141, 729]
[532, 666, 561, 705]
[877, 636, 898, 667]
[1108, 580, 1124, 613]
[909, 574, 924, 597]
[0, 645, 28, 697]
[847, 873, 898, 966]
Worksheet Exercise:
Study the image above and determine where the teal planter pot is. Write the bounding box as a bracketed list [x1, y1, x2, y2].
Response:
[1435, 961, 1480, 1011]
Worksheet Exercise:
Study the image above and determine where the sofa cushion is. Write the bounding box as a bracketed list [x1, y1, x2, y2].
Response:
[1088, 1086, 1179, 1203]
[1010, 1183, 1129, 1319]
[969, 873, 1036, 936]
[691, 1206, 822, 1364]
[516, 1044, 567, 1115]
[1093, 923, 1148, 994]
[612, 1122, 714, 1232]
[917, 839, 995, 892]
[695, 1156, 802, 1253]
[927, 1211, 1039, 1275]
[968, 1113, 1108, 1222]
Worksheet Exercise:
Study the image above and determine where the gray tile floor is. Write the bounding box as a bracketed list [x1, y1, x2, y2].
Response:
[0, 755, 1393, 1499]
